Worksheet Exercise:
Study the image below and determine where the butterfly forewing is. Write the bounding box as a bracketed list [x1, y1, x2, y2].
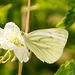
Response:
[23, 28, 68, 64]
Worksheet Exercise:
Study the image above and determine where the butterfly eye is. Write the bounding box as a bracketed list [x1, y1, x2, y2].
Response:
[28, 49, 30, 52]
[21, 32, 24, 36]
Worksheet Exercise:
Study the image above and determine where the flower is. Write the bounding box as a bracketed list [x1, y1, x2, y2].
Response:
[0, 22, 29, 63]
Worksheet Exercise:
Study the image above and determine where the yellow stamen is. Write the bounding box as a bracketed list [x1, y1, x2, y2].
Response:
[0, 49, 11, 63]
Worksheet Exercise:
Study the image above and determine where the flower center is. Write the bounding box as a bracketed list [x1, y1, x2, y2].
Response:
[6, 32, 21, 45]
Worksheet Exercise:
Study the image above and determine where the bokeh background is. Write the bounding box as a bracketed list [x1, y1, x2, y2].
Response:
[0, 0, 75, 75]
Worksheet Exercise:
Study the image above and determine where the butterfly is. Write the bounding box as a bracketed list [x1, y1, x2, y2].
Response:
[22, 28, 68, 64]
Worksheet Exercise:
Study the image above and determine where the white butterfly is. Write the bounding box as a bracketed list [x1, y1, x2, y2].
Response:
[22, 28, 68, 64]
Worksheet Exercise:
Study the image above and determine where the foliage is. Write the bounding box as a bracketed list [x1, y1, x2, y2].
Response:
[55, 60, 75, 75]
[56, 5, 75, 28]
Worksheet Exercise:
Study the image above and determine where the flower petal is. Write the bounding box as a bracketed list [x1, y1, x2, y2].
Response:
[4, 22, 20, 33]
[0, 39, 8, 50]
[14, 46, 29, 63]
[7, 43, 17, 51]
[0, 28, 8, 50]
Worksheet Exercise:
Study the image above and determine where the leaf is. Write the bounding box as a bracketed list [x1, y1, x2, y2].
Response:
[56, 5, 75, 28]
[54, 60, 75, 75]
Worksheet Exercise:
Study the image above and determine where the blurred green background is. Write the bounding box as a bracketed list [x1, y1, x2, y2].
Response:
[0, 0, 75, 75]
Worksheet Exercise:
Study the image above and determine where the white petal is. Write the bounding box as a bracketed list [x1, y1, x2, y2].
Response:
[0, 40, 17, 50]
[0, 39, 8, 50]
[4, 22, 20, 33]
[14, 46, 29, 63]
[7, 43, 17, 51]
[0, 28, 8, 49]
[4, 29, 12, 37]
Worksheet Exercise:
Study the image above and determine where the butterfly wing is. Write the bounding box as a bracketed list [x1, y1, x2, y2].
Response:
[23, 28, 68, 64]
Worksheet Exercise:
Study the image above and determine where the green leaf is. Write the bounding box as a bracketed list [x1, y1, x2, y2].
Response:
[54, 60, 75, 75]
[56, 5, 75, 28]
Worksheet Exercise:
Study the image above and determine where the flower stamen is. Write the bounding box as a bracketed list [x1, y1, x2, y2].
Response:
[0, 49, 11, 63]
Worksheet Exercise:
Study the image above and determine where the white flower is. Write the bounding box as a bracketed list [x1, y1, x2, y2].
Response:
[0, 22, 29, 63]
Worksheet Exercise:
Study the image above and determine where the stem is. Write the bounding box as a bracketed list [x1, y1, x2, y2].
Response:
[25, 0, 31, 33]
[18, 0, 31, 75]
[21, 5, 27, 31]
[18, 62, 23, 75]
